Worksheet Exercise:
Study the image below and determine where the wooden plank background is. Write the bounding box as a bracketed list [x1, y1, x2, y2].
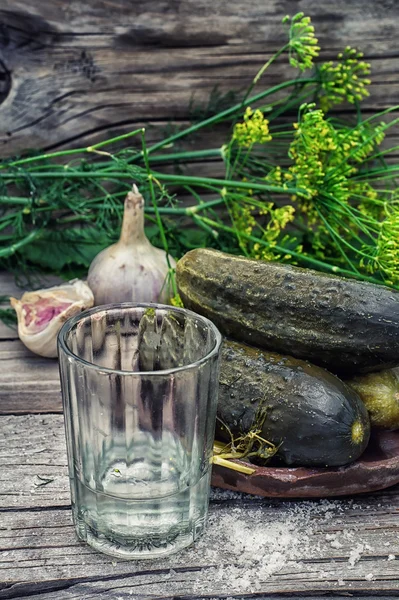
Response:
[0, 0, 398, 162]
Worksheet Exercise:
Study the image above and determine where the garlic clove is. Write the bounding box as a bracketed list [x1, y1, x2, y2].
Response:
[87, 185, 176, 305]
[10, 279, 94, 358]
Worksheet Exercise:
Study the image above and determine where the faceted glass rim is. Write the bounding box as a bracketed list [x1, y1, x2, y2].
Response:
[57, 302, 222, 376]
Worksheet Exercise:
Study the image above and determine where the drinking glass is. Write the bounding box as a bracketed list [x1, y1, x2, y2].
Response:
[58, 303, 221, 559]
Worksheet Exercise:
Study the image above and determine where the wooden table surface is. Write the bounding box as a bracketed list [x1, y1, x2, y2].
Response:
[2, 2, 399, 595]
[1, 271, 399, 599]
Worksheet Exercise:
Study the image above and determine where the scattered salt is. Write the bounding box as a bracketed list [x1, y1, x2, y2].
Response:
[325, 533, 342, 549]
[388, 554, 396, 561]
[144, 490, 396, 594]
[189, 499, 349, 593]
[348, 543, 364, 568]
[365, 573, 375, 581]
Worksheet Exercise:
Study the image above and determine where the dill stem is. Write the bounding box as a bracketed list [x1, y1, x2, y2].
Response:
[0, 230, 41, 258]
[141, 130, 177, 295]
[0, 170, 305, 196]
[141, 78, 316, 157]
[0, 194, 226, 215]
[241, 44, 290, 106]
[148, 148, 223, 163]
[3, 129, 144, 170]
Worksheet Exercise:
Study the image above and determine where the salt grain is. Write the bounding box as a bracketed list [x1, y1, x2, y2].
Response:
[325, 533, 342, 549]
[388, 554, 396, 561]
[146, 489, 395, 595]
[348, 543, 364, 568]
[365, 573, 375, 581]
[190, 499, 347, 593]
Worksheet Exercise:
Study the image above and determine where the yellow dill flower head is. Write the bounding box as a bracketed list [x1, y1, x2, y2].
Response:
[231, 202, 257, 250]
[347, 122, 385, 162]
[283, 13, 320, 71]
[266, 166, 283, 184]
[319, 47, 371, 110]
[288, 106, 331, 205]
[233, 107, 272, 147]
[270, 205, 296, 230]
[368, 205, 399, 285]
[171, 294, 184, 308]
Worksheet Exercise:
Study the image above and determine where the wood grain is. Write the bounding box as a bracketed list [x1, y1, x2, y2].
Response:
[1, 4, 399, 595]
[2, 414, 399, 597]
[0, 341, 61, 414]
[0, 0, 398, 156]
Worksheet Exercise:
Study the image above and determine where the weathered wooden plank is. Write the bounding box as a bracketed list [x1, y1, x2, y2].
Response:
[0, 414, 67, 508]
[0, 341, 61, 414]
[0, 0, 398, 155]
[3, 411, 399, 596]
[2, 491, 399, 596]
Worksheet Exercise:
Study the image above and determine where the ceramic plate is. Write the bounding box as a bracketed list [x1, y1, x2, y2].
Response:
[211, 429, 399, 497]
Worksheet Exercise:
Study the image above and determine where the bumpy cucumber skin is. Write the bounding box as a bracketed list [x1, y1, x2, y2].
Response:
[217, 340, 370, 467]
[177, 248, 399, 374]
[347, 369, 399, 429]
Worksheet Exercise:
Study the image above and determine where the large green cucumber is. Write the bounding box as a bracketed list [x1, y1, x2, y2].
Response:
[217, 340, 370, 467]
[176, 248, 399, 374]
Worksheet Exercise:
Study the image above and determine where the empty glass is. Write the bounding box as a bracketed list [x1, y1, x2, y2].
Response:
[58, 303, 221, 559]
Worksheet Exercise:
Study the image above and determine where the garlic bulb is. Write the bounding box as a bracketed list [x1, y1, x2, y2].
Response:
[87, 185, 176, 305]
[10, 280, 94, 358]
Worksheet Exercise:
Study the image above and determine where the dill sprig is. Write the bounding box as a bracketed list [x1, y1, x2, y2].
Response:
[0, 13, 398, 291]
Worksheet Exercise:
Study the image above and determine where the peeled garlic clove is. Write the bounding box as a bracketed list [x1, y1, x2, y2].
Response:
[10, 280, 94, 358]
[87, 185, 176, 305]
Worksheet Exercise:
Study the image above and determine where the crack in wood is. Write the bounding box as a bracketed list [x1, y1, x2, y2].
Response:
[0, 564, 217, 599]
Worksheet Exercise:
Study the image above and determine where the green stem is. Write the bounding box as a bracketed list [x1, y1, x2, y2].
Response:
[0, 193, 225, 215]
[140, 78, 315, 157]
[354, 164, 399, 178]
[241, 44, 290, 106]
[326, 115, 399, 182]
[3, 129, 144, 170]
[0, 169, 304, 196]
[319, 192, 379, 239]
[368, 144, 399, 162]
[153, 173, 303, 195]
[0, 196, 29, 205]
[0, 230, 41, 258]
[315, 207, 361, 274]
[192, 214, 220, 239]
[141, 130, 177, 296]
[148, 148, 223, 163]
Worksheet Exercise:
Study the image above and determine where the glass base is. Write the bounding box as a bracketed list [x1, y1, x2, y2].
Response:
[72, 471, 211, 560]
[75, 513, 207, 559]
